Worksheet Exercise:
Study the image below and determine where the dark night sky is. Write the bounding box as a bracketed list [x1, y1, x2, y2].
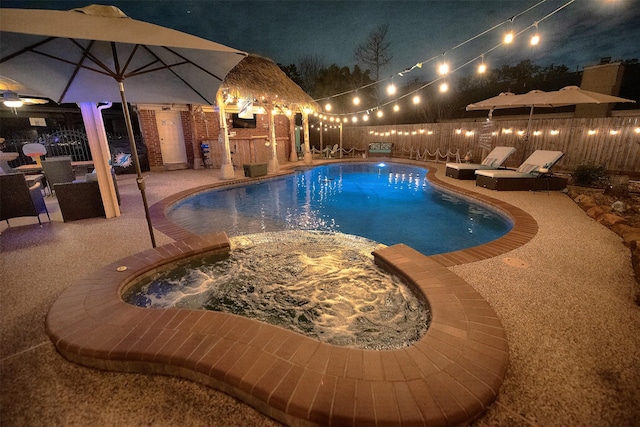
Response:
[3, 0, 640, 86]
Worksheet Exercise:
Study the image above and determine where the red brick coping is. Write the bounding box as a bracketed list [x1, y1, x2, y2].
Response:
[46, 162, 537, 426]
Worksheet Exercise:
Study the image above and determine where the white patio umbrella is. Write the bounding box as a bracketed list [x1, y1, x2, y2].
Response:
[0, 4, 247, 247]
[467, 86, 635, 141]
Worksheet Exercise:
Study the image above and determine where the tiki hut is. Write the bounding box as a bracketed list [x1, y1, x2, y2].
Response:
[215, 54, 318, 176]
[221, 54, 316, 111]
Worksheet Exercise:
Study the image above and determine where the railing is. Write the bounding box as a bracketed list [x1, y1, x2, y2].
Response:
[0, 127, 143, 169]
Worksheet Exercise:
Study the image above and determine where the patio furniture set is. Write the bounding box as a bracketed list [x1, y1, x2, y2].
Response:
[1, 144, 120, 227]
[445, 147, 567, 191]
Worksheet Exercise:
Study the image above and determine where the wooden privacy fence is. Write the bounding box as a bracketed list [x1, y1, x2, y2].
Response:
[339, 116, 640, 174]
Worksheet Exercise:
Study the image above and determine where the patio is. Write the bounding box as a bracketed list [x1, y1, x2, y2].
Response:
[1, 161, 639, 426]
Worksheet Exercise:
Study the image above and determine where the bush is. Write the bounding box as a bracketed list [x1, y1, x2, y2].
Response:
[572, 163, 607, 187]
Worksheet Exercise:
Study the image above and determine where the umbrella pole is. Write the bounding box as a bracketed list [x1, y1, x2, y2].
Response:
[118, 81, 157, 248]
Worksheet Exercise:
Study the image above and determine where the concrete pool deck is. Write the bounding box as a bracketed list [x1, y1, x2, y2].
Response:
[2, 160, 639, 426]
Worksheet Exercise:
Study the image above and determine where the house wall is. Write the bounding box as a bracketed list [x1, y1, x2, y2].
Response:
[137, 105, 293, 170]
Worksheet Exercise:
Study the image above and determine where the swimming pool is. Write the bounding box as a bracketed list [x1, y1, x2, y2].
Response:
[167, 162, 512, 255]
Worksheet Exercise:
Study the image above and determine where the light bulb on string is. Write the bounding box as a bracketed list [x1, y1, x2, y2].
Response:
[504, 32, 514, 44]
[387, 83, 396, 95]
[530, 22, 540, 46]
[478, 55, 487, 74]
[439, 82, 448, 93]
[393, 104, 400, 112]
[363, 114, 369, 122]
[353, 93, 360, 105]
[325, 102, 332, 112]
[438, 62, 449, 75]
[377, 110, 384, 118]
[412, 95, 420, 104]
[352, 116, 358, 123]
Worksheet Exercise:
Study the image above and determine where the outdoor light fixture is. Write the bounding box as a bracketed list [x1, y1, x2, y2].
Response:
[635, 127, 640, 134]
[455, 129, 462, 134]
[504, 32, 514, 44]
[439, 82, 448, 93]
[393, 104, 400, 112]
[387, 83, 396, 95]
[610, 130, 618, 135]
[377, 110, 384, 118]
[550, 129, 559, 135]
[438, 62, 449, 75]
[478, 62, 487, 74]
[588, 129, 597, 135]
[353, 94, 360, 105]
[2, 91, 23, 108]
[412, 95, 420, 104]
[363, 114, 369, 122]
[352, 116, 358, 123]
[530, 33, 540, 46]
[325, 103, 332, 111]
[533, 130, 542, 136]
[530, 22, 540, 46]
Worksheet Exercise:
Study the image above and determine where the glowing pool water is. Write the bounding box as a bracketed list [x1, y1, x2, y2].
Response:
[124, 231, 431, 350]
[167, 163, 512, 255]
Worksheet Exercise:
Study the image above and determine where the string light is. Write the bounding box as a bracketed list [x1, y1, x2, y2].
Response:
[387, 83, 397, 95]
[530, 22, 540, 45]
[504, 31, 514, 44]
[393, 104, 400, 112]
[308, 0, 576, 125]
[478, 54, 487, 74]
[412, 95, 421, 104]
[377, 110, 384, 118]
[325, 103, 332, 112]
[438, 61, 449, 75]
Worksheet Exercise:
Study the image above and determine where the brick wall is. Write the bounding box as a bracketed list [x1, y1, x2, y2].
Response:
[139, 106, 293, 169]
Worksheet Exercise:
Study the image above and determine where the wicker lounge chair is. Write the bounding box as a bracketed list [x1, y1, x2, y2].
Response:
[475, 150, 566, 191]
[445, 146, 516, 180]
[0, 173, 50, 227]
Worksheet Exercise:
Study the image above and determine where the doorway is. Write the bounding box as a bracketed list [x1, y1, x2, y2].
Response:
[155, 110, 187, 170]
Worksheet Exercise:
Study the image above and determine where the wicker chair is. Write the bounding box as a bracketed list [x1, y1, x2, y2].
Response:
[54, 181, 106, 222]
[41, 156, 75, 194]
[0, 173, 50, 227]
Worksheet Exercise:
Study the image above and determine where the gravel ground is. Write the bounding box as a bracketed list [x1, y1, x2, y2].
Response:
[1, 163, 639, 427]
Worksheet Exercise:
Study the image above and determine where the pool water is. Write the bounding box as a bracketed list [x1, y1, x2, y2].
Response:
[124, 231, 431, 350]
[167, 162, 512, 255]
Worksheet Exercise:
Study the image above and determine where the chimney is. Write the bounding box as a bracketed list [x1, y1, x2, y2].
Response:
[575, 62, 625, 118]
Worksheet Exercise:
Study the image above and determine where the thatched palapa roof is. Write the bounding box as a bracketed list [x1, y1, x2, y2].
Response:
[221, 54, 317, 110]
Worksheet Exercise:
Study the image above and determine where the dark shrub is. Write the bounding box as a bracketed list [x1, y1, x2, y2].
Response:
[572, 163, 607, 187]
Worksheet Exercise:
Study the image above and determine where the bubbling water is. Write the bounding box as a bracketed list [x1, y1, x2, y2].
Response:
[124, 231, 431, 350]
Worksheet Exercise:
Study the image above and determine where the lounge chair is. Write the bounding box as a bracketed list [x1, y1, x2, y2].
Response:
[475, 150, 566, 191]
[445, 146, 516, 180]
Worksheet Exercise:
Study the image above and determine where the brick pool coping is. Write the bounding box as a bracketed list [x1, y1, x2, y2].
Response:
[46, 162, 538, 426]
